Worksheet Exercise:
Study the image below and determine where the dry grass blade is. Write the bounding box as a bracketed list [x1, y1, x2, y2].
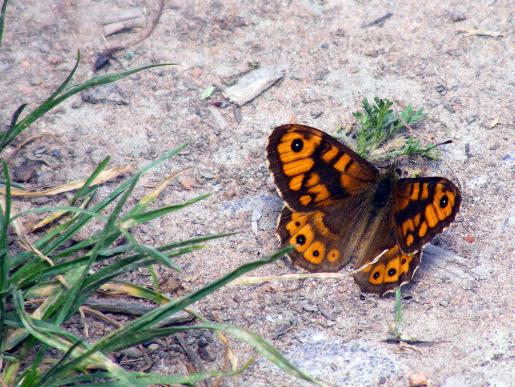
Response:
[141, 169, 189, 203]
[2, 165, 133, 197]
[457, 28, 504, 38]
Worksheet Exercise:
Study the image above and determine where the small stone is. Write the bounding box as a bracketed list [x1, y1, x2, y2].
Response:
[335, 28, 346, 37]
[47, 55, 64, 65]
[197, 345, 214, 362]
[13, 161, 39, 183]
[148, 343, 159, 351]
[179, 176, 194, 190]
[319, 306, 336, 321]
[81, 84, 129, 105]
[435, 84, 447, 95]
[364, 49, 379, 58]
[314, 69, 329, 81]
[197, 335, 208, 347]
[464, 234, 475, 243]
[71, 98, 84, 109]
[29, 76, 42, 86]
[439, 300, 449, 307]
[447, 11, 466, 22]
[120, 347, 142, 358]
[199, 169, 215, 180]
[409, 371, 429, 386]
[302, 302, 319, 313]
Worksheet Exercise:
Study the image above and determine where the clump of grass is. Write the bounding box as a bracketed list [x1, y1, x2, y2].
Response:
[0, 52, 318, 385]
[352, 97, 437, 158]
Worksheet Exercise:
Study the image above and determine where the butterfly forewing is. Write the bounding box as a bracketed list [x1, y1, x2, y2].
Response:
[267, 124, 379, 212]
[393, 177, 462, 253]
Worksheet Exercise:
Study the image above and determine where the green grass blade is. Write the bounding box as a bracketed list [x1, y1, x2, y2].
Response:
[37, 340, 83, 386]
[48, 247, 292, 377]
[0, 61, 173, 150]
[13, 291, 141, 385]
[54, 360, 253, 387]
[119, 229, 181, 270]
[108, 246, 293, 344]
[106, 280, 172, 304]
[94, 232, 236, 261]
[80, 245, 204, 296]
[71, 156, 110, 203]
[112, 322, 320, 385]
[4, 103, 27, 136]
[0, 0, 7, 47]
[47, 50, 80, 102]
[10, 142, 172, 267]
[120, 193, 210, 226]
[0, 162, 12, 346]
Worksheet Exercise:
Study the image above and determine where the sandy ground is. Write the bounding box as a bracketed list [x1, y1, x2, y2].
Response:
[1, 0, 514, 386]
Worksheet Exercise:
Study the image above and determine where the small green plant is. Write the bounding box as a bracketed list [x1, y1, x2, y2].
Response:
[0, 52, 317, 384]
[352, 97, 430, 158]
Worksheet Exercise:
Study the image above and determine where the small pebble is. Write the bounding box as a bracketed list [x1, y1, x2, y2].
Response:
[435, 84, 447, 96]
[439, 300, 449, 307]
[197, 336, 208, 347]
[148, 343, 159, 352]
[302, 302, 319, 313]
[409, 371, 429, 386]
[120, 347, 142, 358]
[448, 11, 466, 22]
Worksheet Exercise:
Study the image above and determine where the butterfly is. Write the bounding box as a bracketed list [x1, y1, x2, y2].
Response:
[266, 124, 461, 296]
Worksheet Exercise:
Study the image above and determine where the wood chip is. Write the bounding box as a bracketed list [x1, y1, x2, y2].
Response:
[488, 117, 500, 129]
[223, 65, 286, 106]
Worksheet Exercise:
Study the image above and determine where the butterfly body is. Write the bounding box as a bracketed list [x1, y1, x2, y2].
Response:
[267, 124, 461, 295]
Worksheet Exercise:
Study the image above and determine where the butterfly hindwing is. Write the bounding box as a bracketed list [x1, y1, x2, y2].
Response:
[267, 124, 379, 212]
[353, 245, 422, 296]
[277, 206, 352, 272]
[393, 177, 462, 253]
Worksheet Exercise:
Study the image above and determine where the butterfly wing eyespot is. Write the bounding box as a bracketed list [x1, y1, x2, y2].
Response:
[267, 124, 379, 212]
[353, 245, 422, 296]
[393, 177, 462, 253]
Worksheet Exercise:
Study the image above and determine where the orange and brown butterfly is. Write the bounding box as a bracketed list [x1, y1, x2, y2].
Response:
[266, 124, 461, 296]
